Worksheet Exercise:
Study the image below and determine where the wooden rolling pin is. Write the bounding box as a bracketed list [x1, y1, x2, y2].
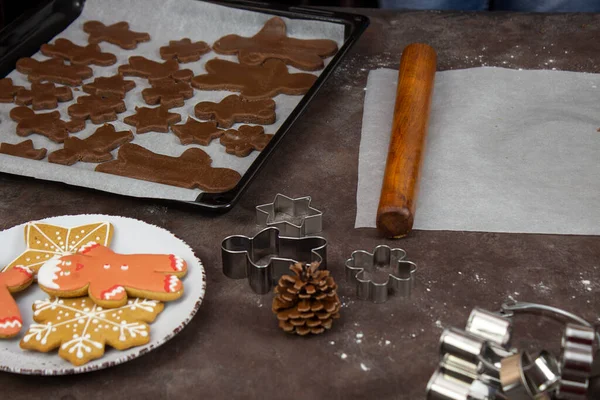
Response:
[376, 43, 437, 238]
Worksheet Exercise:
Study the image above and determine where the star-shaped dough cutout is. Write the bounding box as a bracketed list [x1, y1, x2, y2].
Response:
[171, 117, 223, 146]
[123, 106, 181, 134]
[4, 221, 114, 274]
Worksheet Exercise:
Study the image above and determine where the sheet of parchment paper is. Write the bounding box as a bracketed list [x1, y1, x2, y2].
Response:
[356, 67, 600, 235]
[0, 0, 344, 201]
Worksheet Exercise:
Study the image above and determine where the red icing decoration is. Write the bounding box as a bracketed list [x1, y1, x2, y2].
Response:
[163, 275, 171, 293]
[79, 243, 100, 254]
[76, 263, 85, 271]
[14, 266, 33, 278]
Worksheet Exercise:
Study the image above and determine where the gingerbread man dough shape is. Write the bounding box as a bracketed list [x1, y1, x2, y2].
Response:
[37, 243, 188, 308]
[0, 266, 34, 338]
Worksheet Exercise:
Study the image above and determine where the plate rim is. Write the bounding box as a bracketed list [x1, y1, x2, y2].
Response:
[0, 213, 206, 376]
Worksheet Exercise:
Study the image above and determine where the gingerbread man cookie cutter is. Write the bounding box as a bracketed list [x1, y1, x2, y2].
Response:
[221, 227, 327, 294]
[345, 245, 417, 303]
[256, 194, 322, 238]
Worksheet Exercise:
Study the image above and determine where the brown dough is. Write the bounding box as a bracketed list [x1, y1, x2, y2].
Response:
[0, 140, 47, 160]
[48, 124, 133, 166]
[95, 143, 241, 192]
[82, 75, 136, 98]
[83, 21, 150, 50]
[9, 107, 85, 143]
[0, 78, 24, 103]
[41, 38, 117, 66]
[171, 117, 223, 146]
[67, 94, 126, 124]
[15, 82, 73, 110]
[194, 94, 275, 128]
[219, 125, 273, 157]
[142, 78, 194, 108]
[118, 56, 193, 83]
[16, 58, 93, 86]
[160, 38, 210, 63]
[123, 106, 181, 134]
[213, 17, 338, 71]
[191, 59, 316, 100]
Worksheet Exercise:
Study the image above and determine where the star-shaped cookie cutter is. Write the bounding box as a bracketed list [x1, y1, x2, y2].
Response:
[221, 227, 327, 294]
[345, 245, 417, 303]
[256, 194, 322, 237]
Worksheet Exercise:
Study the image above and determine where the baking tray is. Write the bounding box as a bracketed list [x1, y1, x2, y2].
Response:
[0, 0, 369, 212]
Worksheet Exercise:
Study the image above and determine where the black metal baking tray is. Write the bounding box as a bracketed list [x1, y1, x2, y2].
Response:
[0, 0, 369, 213]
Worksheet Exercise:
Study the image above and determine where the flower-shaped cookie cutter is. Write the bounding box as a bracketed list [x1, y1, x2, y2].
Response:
[345, 245, 417, 303]
[256, 194, 322, 238]
[221, 227, 327, 294]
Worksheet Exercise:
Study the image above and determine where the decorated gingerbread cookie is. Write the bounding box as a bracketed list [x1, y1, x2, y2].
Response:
[0, 266, 34, 338]
[37, 243, 188, 308]
[4, 221, 114, 275]
[20, 297, 163, 366]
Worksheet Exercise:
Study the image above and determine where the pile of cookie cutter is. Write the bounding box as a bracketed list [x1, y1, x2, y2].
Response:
[426, 299, 599, 399]
[345, 245, 417, 303]
[221, 194, 326, 294]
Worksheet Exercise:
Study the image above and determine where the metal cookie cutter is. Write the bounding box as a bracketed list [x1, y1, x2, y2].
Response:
[557, 323, 596, 400]
[499, 351, 560, 400]
[256, 194, 322, 237]
[221, 227, 327, 294]
[345, 245, 417, 303]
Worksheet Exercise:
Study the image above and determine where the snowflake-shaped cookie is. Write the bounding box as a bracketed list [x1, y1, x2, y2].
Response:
[20, 297, 163, 366]
[4, 221, 113, 274]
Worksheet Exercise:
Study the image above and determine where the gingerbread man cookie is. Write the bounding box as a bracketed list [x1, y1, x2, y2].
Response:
[67, 94, 127, 124]
[15, 82, 73, 110]
[41, 38, 117, 66]
[37, 243, 188, 308]
[213, 17, 338, 71]
[83, 75, 136, 99]
[220, 125, 273, 157]
[0, 266, 34, 338]
[191, 59, 317, 100]
[96, 143, 241, 192]
[141, 78, 194, 109]
[10, 107, 85, 143]
[49, 124, 133, 165]
[160, 38, 210, 63]
[0, 140, 47, 160]
[194, 94, 275, 128]
[119, 56, 193, 83]
[83, 21, 150, 50]
[0, 78, 24, 103]
[16, 58, 93, 86]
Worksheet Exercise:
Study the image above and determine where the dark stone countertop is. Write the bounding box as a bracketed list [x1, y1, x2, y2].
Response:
[1, 8, 600, 400]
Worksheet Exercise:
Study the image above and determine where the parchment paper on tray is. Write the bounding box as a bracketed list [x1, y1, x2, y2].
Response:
[0, 0, 345, 201]
[356, 67, 600, 235]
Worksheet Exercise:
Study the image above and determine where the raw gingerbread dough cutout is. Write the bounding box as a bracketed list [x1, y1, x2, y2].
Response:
[160, 38, 210, 63]
[67, 94, 126, 124]
[0, 140, 47, 160]
[220, 125, 273, 157]
[4, 221, 114, 275]
[49, 124, 133, 165]
[213, 17, 338, 71]
[82, 75, 136, 98]
[10, 107, 85, 143]
[96, 143, 242, 192]
[171, 117, 223, 146]
[37, 243, 188, 308]
[194, 94, 275, 128]
[123, 106, 181, 134]
[41, 38, 117, 66]
[142, 78, 194, 108]
[15, 82, 73, 110]
[118, 56, 193, 83]
[191, 59, 317, 100]
[16, 58, 93, 86]
[0, 78, 24, 103]
[20, 297, 163, 366]
[83, 21, 150, 50]
[0, 266, 34, 338]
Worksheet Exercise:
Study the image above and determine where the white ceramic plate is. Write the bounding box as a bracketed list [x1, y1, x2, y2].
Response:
[0, 214, 205, 375]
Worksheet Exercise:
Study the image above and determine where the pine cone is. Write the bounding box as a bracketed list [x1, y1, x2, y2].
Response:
[272, 261, 341, 336]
